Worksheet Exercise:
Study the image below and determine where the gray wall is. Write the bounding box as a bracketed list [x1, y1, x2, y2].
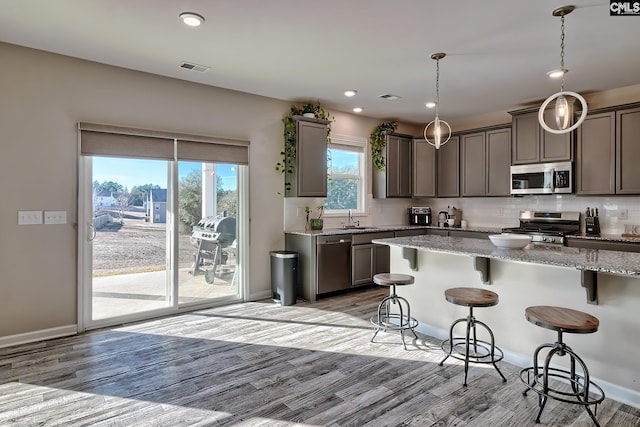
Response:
[0, 42, 290, 337]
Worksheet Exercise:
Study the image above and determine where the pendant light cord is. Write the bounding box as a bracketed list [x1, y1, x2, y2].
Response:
[560, 14, 565, 93]
[435, 58, 441, 117]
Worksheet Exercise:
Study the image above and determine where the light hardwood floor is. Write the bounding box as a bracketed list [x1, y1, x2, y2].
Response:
[0, 287, 638, 426]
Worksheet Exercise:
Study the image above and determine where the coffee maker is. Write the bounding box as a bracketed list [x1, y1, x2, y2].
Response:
[447, 206, 462, 227]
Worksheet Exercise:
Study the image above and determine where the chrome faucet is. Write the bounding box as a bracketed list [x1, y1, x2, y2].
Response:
[348, 209, 353, 225]
[341, 209, 360, 229]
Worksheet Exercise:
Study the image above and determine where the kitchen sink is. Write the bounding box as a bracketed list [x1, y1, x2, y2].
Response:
[341, 225, 376, 230]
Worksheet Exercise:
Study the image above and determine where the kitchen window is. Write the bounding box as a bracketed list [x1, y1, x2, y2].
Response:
[325, 135, 366, 214]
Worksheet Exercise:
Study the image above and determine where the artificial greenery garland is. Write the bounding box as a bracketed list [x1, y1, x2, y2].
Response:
[370, 121, 398, 171]
[276, 102, 333, 194]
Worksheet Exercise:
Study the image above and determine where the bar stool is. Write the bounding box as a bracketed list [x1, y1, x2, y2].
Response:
[370, 273, 418, 350]
[520, 306, 605, 426]
[439, 287, 506, 386]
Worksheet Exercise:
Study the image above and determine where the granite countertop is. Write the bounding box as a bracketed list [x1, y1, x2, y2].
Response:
[372, 234, 640, 276]
[569, 233, 640, 243]
[285, 224, 503, 237]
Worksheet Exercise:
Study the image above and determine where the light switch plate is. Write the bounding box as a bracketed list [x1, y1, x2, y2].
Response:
[18, 210, 43, 225]
[44, 211, 67, 224]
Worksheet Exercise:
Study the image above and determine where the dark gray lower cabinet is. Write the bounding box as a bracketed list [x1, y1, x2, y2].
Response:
[351, 232, 393, 286]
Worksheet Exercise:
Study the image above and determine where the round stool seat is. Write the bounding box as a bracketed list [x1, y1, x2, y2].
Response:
[444, 287, 498, 308]
[525, 306, 599, 334]
[373, 273, 414, 287]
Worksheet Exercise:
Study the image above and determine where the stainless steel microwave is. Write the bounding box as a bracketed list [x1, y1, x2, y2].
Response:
[510, 161, 573, 195]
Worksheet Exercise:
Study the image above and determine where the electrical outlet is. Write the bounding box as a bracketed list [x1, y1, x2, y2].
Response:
[44, 210, 67, 224]
[498, 208, 505, 217]
[18, 210, 43, 225]
[618, 209, 628, 220]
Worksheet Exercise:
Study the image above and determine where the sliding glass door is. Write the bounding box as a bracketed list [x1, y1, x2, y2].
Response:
[177, 161, 239, 305]
[78, 123, 248, 331]
[90, 156, 172, 321]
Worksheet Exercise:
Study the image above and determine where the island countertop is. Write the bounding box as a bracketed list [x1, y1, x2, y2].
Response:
[372, 234, 640, 276]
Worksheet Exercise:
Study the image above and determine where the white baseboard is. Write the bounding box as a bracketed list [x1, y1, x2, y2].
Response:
[0, 325, 77, 349]
[414, 322, 640, 409]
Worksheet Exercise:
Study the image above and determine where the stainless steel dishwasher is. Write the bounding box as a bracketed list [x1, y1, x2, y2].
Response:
[316, 235, 352, 294]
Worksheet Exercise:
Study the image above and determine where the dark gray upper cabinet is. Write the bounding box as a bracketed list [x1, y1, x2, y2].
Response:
[486, 128, 512, 196]
[436, 135, 460, 197]
[617, 106, 640, 194]
[373, 134, 412, 198]
[511, 109, 572, 165]
[412, 138, 436, 198]
[460, 132, 486, 196]
[290, 118, 328, 197]
[576, 112, 615, 195]
[460, 127, 510, 197]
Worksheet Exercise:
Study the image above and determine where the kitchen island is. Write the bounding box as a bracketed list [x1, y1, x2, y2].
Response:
[372, 234, 640, 407]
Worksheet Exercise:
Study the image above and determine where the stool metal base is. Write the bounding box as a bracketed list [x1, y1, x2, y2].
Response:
[521, 338, 604, 426]
[370, 290, 418, 350]
[439, 309, 506, 386]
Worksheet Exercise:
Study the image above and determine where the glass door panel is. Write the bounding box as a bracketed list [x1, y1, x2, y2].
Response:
[90, 156, 171, 321]
[178, 161, 240, 305]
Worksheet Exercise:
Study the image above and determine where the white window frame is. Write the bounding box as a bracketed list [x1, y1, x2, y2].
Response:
[324, 134, 367, 216]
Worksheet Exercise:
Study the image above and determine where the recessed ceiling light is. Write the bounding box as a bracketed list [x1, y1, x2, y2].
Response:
[547, 68, 568, 79]
[425, 102, 436, 109]
[180, 12, 205, 27]
[344, 90, 357, 97]
[353, 107, 363, 113]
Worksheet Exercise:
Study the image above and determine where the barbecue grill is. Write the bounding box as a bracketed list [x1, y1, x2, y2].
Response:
[190, 215, 236, 283]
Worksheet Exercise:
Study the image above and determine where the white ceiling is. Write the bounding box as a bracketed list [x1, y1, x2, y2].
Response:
[1, 1, 639, 125]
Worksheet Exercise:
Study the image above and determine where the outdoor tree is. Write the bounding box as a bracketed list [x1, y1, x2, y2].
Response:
[179, 170, 202, 232]
[130, 183, 161, 207]
[95, 180, 123, 194]
[114, 192, 131, 223]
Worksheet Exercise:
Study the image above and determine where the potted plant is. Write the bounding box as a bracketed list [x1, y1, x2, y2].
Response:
[276, 102, 333, 194]
[370, 121, 398, 171]
[305, 205, 324, 230]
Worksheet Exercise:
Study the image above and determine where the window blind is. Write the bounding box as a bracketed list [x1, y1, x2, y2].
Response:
[79, 122, 249, 164]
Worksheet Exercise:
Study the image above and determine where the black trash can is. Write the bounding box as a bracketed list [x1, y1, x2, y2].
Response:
[270, 250, 298, 306]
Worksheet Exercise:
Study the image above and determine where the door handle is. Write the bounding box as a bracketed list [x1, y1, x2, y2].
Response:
[88, 223, 97, 241]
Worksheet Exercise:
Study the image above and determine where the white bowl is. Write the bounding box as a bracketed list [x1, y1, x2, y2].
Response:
[489, 234, 532, 249]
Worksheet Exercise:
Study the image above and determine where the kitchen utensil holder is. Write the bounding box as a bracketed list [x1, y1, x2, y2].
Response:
[585, 217, 600, 235]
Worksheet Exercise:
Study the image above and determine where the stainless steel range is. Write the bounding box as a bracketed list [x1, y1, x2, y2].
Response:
[501, 210, 580, 245]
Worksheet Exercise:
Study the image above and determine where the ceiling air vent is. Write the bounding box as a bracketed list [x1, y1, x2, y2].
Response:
[379, 93, 401, 100]
[179, 62, 210, 72]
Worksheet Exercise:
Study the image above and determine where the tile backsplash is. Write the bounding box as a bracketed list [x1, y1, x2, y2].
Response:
[285, 194, 640, 235]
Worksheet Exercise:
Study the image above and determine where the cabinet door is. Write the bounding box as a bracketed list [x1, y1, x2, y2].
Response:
[437, 136, 460, 197]
[461, 132, 486, 196]
[352, 244, 374, 286]
[386, 135, 412, 197]
[512, 112, 539, 164]
[576, 112, 615, 195]
[540, 109, 573, 162]
[296, 120, 327, 197]
[412, 138, 436, 197]
[373, 245, 390, 276]
[486, 128, 512, 196]
[617, 107, 640, 194]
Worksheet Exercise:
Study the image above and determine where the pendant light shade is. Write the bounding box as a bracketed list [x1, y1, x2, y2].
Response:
[424, 53, 451, 149]
[539, 5, 588, 134]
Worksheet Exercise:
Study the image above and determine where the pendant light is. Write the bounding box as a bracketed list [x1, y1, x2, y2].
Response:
[538, 5, 588, 135]
[424, 53, 451, 149]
